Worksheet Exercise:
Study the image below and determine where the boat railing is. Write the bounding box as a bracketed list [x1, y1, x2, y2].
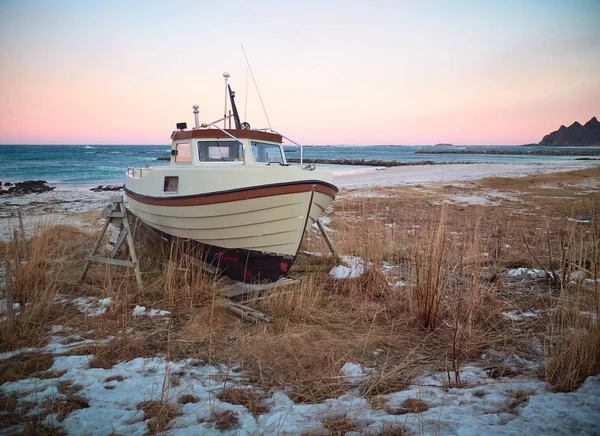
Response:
[267, 130, 303, 166]
[127, 167, 151, 178]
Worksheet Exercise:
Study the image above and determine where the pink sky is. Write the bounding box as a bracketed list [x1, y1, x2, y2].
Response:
[0, 0, 598, 146]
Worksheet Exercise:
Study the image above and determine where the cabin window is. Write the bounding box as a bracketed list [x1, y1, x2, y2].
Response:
[164, 176, 179, 192]
[197, 140, 243, 162]
[175, 142, 191, 163]
[251, 141, 284, 164]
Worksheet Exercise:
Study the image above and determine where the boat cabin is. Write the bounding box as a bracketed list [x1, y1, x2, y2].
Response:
[170, 128, 286, 167]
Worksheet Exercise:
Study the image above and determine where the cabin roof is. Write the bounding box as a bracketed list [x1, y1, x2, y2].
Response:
[172, 129, 283, 143]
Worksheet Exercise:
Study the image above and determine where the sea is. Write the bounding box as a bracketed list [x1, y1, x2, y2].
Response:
[1, 144, 598, 189]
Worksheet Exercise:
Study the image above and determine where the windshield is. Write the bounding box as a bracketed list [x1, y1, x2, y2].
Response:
[251, 141, 284, 164]
[197, 140, 243, 162]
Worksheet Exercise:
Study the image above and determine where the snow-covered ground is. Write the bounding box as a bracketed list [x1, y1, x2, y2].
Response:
[2, 272, 599, 435]
[2, 336, 599, 435]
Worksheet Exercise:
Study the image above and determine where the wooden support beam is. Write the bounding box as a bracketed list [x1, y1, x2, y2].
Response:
[17, 209, 27, 262]
[84, 255, 136, 268]
[316, 218, 339, 261]
[79, 217, 111, 282]
[80, 195, 143, 289]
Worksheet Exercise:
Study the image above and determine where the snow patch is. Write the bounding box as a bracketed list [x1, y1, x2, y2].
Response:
[329, 256, 365, 279]
[506, 268, 546, 278]
[131, 305, 170, 317]
[502, 310, 539, 321]
[339, 362, 366, 384]
[71, 296, 112, 316]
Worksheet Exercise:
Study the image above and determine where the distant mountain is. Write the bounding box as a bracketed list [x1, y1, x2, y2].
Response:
[539, 117, 600, 146]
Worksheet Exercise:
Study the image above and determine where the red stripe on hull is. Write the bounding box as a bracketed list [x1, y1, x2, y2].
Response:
[125, 181, 337, 207]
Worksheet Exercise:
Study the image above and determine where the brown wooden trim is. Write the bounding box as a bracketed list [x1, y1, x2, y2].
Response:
[125, 181, 337, 207]
[172, 129, 282, 143]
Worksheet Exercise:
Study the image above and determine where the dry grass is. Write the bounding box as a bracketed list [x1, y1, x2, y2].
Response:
[1, 168, 599, 423]
[88, 333, 159, 370]
[200, 409, 239, 431]
[0, 353, 54, 384]
[177, 394, 199, 404]
[412, 206, 448, 329]
[375, 425, 408, 435]
[0, 394, 20, 430]
[44, 395, 89, 422]
[217, 387, 267, 415]
[322, 417, 359, 435]
[504, 390, 532, 414]
[136, 400, 180, 434]
[104, 375, 124, 383]
[21, 420, 65, 435]
[387, 397, 430, 415]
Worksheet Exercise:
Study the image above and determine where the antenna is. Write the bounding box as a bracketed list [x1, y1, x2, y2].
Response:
[244, 68, 249, 123]
[241, 44, 271, 130]
[223, 72, 230, 129]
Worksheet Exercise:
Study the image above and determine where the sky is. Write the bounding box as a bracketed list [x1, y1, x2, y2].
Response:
[0, 0, 599, 146]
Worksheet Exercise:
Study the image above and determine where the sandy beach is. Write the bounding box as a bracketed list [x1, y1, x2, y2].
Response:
[334, 160, 600, 189]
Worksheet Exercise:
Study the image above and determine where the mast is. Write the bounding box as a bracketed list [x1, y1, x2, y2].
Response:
[228, 85, 242, 129]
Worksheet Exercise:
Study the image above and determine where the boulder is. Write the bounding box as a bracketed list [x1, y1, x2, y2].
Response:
[90, 185, 123, 192]
[0, 180, 55, 195]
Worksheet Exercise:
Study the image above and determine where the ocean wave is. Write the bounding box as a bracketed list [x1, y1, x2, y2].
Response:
[84, 146, 95, 149]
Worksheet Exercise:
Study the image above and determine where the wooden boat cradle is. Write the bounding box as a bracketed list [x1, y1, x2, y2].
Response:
[79, 196, 338, 323]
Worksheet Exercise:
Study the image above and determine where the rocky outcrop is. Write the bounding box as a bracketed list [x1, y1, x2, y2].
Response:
[89, 185, 123, 192]
[416, 149, 600, 156]
[286, 158, 474, 167]
[539, 117, 600, 146]
[0, 180, 55, 195]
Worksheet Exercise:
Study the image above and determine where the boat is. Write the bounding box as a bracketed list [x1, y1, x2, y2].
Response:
[124, 73, 338, 282]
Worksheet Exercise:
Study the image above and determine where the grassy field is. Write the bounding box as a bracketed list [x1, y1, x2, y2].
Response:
[1, 168, 599, 434]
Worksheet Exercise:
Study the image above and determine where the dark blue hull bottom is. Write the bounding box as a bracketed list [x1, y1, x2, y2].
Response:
[161, 233, 296, 283]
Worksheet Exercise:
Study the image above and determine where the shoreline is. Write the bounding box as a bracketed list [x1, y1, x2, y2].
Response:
[1, 161, 599, 240]
[287, 158, 478, 167]
[334, 160, 600, 189]
[416, 149, 600, 156]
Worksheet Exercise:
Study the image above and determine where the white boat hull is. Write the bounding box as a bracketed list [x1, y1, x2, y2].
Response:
[125, 168, 336, 281]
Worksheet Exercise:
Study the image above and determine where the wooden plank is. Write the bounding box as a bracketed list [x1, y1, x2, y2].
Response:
[18, 209, 27, 262]
[227, 301, 272, 323]
[121, 205, 144, 289]
[110, 228, 128, 258]
[82, 198, 143, 289]
[85, 255, 135, 268]
[80, 217, 111, 282]
[224, 277, 300, 299]
[104, 211, 126, 219]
